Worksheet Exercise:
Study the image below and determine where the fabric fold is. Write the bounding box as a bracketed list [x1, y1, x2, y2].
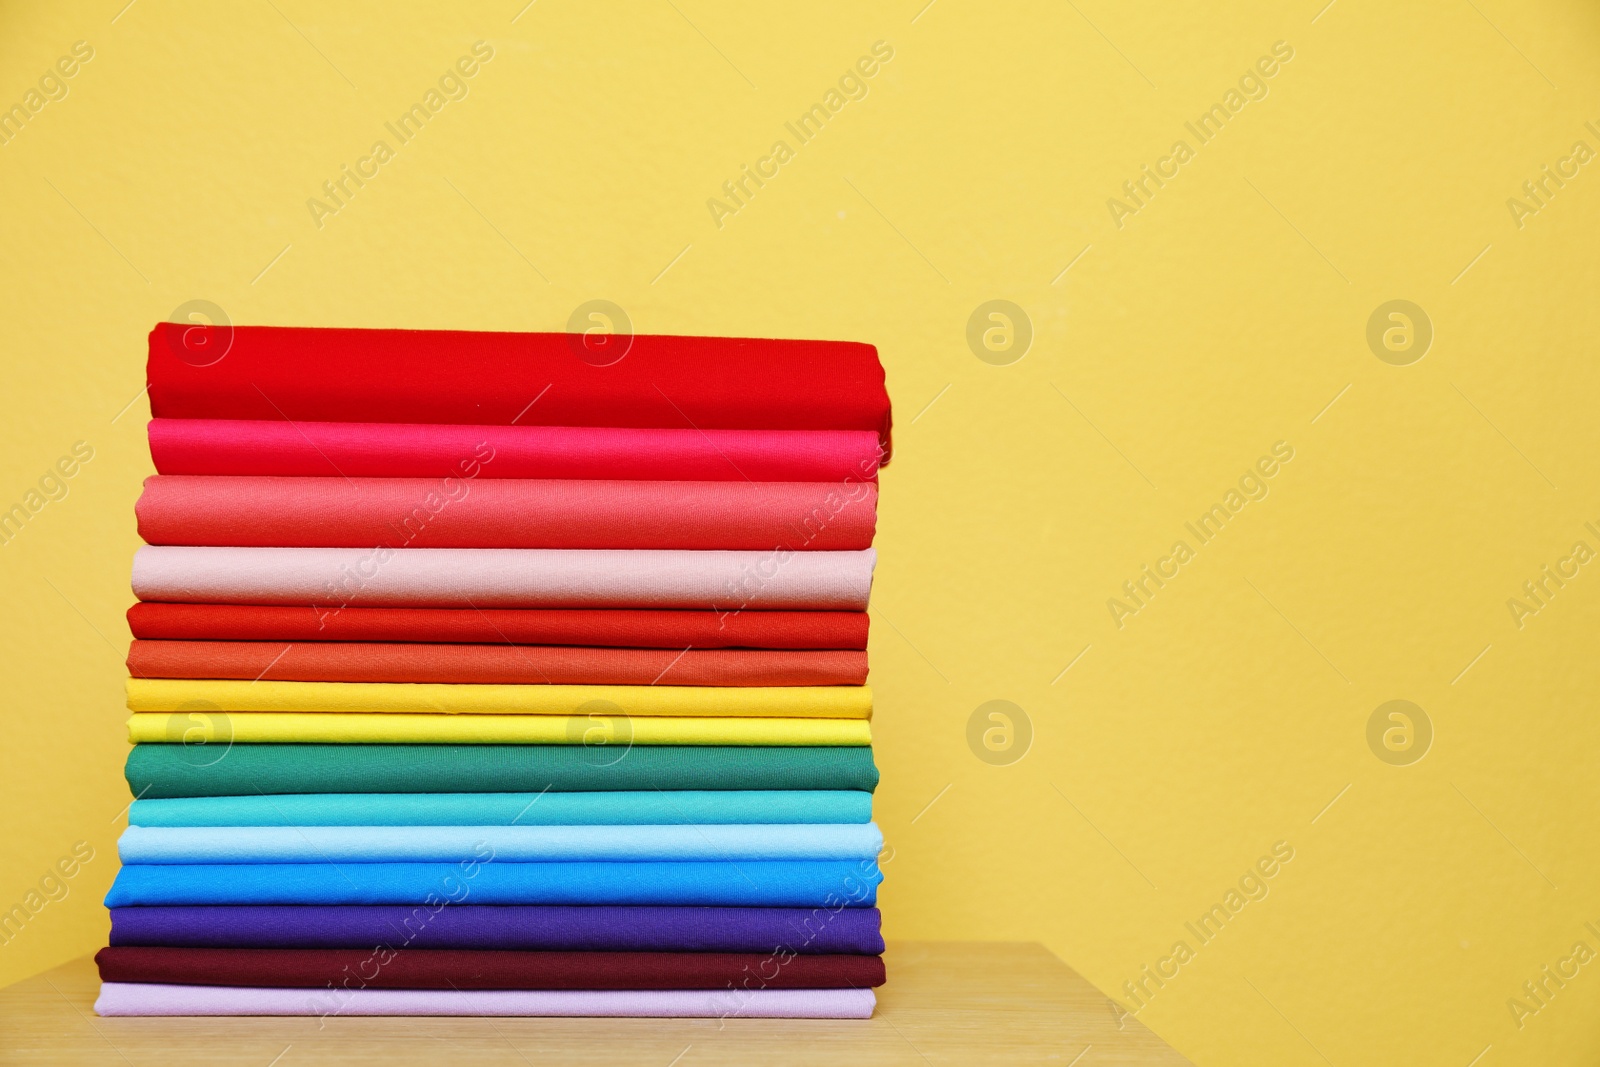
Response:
[108, 904, 886, 954]
[128, 790, 874, 826]
[125, 712, 871, 746]
[148, 419, 885, 482]
[131, 546, 877, 610]
[96, 981, 877, 1018]
[95, 945, 886, 990]
[126, 644, 868, 687]
[136, 476, 877, 551]
[125, 603, 870, 649]
[146, 324, 893, 458]
[104, 859, 884, 907]
[118, 823, 885, 864]
[127, 678, 871, 717]
[125, 744, 881, 797]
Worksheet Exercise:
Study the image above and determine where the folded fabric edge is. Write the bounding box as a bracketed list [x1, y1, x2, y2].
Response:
[127, 790, 876, 826]
[123, 713, 873, 747]
[95, 980, 877, 1017]
[124, 678, 874, 716]
[115, 823, 885, 864]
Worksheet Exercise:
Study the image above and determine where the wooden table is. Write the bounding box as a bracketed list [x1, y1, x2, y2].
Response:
[0, 942, 1191, 1065]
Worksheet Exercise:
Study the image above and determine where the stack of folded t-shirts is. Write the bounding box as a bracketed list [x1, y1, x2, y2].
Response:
[96, 325, 892, 1018]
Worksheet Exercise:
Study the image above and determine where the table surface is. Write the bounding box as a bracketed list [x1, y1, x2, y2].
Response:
[0, 941, 1191, 1066]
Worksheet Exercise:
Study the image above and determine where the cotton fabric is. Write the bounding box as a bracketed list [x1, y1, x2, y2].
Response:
[114, 323, 891, 1020]
[145, 324, 893, 457]
[125, 744, 881, 797]
[96, 981, 877, 1018]
[95, 946, 887, 990]
[125, 712, 871, 746]
[125, 603, 870, 649]
[127, 678, 871, 717]
[136, 476, 877, 551]
[131, 545, 877, 610]
[104, 859, 885, 907]
[119, 823, 884, 864]
[127, 641, 868, 686]
[108, 904, 886, 954]
[148, 419, 884, 482]
[128, 790, 875, 826]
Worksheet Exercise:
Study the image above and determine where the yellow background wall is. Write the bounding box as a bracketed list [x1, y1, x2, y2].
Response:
[3, 2, 1598, 1062]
